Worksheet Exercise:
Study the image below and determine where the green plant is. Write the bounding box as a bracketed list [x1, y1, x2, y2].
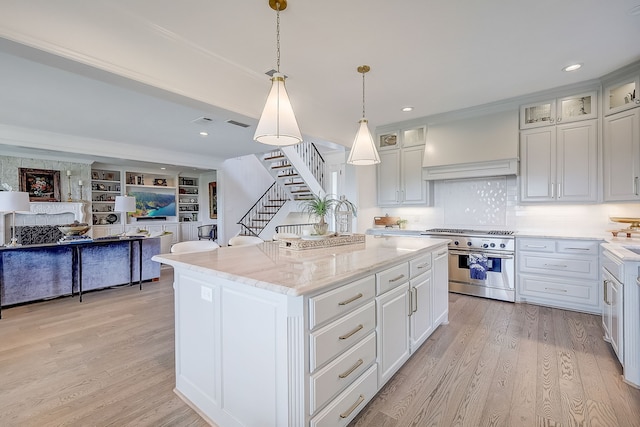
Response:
[298, 194, 338, 225]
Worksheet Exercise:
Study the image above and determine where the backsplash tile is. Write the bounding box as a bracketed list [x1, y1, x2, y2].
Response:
[443, 177, 508, 227]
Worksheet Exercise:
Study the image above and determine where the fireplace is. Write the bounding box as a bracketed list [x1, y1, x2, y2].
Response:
[1, 202, 87, 244]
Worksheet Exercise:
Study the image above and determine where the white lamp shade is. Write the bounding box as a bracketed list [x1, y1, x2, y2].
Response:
[115, 195, 136, 213]
[347, 119, 381, 165]
[0, 191, 31, 212]
[254, 73, 303, 146]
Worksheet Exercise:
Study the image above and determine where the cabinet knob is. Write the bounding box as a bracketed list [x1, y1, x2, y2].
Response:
[557, 117, 562, 122]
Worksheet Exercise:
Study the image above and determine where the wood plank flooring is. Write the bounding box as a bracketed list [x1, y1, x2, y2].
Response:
[350, 293, 640, 427]
[1, 271, 638, 426]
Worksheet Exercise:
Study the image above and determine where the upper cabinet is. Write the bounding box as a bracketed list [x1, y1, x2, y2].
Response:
[603, 108, 640, 201]
[520, 120, 598, 203]
[604, 73, 640, 116]
[520, 91, 597, 129]
[376, 124, 431, 206]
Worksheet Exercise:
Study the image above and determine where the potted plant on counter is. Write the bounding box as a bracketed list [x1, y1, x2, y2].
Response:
[299, 194, 338, 235]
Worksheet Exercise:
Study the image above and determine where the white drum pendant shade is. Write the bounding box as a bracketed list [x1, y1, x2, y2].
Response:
[347, 119, 380, 165]
[254, 73, 303, 146]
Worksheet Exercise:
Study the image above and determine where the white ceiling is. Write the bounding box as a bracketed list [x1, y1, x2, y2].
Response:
[0, 0, 639, 167]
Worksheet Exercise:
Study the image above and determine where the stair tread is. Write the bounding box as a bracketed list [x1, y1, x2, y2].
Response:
[271, 165, 293, 169]
[263, 155, 285, 161]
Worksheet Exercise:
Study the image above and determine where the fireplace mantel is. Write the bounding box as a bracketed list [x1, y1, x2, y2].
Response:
[28, 202, 87, 222]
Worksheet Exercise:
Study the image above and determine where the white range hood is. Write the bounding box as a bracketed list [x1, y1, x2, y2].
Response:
[422, 109, 519, 180]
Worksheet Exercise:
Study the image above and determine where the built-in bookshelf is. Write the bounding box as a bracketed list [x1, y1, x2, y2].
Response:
[178, 176, 199, 222]
[91, 169, 122, 225]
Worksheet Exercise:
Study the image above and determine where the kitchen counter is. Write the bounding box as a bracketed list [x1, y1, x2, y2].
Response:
[153, 235, 449, 296]
[153, 235, 449, 426]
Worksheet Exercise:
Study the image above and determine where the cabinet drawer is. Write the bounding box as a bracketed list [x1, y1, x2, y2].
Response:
[517, 238, 554, 253]
[310, 364, 378, 427]
[310, 301, 375, 372]
[309, 275, 375, 329]
[376, 263, 410, 295]
[519, 253, 597, 279]
[310, 332, 376, 414]
[409, 254, 432, 278]
[519, 274, 598, 307]
[556, 240, 600, 255]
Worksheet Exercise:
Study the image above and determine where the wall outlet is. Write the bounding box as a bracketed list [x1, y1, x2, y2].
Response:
[201, 286, 213, 302]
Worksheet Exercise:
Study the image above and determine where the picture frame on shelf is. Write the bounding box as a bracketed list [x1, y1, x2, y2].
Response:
[91, 171, 100, 180]
[209, 182, 217, 219]
[19, 168, 61, 202]
[378, 132, 398, 150]
[153, 178, 167, 186]
[104, 172, 116, 181]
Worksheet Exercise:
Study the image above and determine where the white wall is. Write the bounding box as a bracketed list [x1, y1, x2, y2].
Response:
[356, 174, 640, 238]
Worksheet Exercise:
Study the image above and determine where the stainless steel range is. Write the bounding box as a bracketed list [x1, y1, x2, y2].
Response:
[421, 229, 515, 302]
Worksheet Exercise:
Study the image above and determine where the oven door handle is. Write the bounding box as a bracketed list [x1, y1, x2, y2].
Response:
[448, 250, 514, 260]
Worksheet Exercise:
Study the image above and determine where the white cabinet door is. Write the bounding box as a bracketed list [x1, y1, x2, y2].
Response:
[556, 120, 597, 202]
[604, 108, 640, 201]
[432, 247, 449, 328]
[409, 272, 432, 352]
[520, 127, 556, 201]
[376, 150, 401, 206]
[376, 283, 410, 386]
[401, 145, 427, 205]
[610, 277, 624, 364]
[520, 120, 597, 203]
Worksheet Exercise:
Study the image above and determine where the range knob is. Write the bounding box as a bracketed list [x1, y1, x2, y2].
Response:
[500, 243, 506, 248]
[454, 241, 459, 245]
[490, 243, 496, 248]
[467, 242, 472, 246]
[482, 243, 489, 248]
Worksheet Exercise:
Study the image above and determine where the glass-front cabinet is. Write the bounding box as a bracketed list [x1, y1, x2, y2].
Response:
[520, 91, 597, 129]
[604, 74, 640, 115]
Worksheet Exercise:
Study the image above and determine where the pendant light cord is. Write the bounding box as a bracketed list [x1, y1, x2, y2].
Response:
[276, 2, 281, 73]
[362, 71, 366, 119]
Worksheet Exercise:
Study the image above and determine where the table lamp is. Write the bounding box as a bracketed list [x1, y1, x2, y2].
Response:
[114, 195, 136, 217]
[0, 191, 31, 247]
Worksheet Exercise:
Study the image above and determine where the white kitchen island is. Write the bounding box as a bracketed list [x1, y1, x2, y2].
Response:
[153, 235, 450, 427]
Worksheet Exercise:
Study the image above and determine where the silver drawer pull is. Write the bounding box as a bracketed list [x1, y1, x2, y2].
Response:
[338, 293, 363, 306]
[565, 247, 590, 251]
[339, 394, 365, 419]
[545, 287, 568, 293]
[338, 358, 364, 379]
[543, 263, 567, 268]
[416, 263, 430, 269]
[526, 245, 547, 248]
[339, 324, 364, 340]
[389, 274, 405, 283]
[437, 251, 447, 256]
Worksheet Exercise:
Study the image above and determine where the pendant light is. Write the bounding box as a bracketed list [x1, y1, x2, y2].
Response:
[254, 0, 302, 146]
[347, 65, 380, 165]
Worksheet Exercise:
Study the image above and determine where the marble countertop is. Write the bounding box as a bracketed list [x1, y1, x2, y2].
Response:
[602, 238, 640, 261]
[153, 235, 449, 296]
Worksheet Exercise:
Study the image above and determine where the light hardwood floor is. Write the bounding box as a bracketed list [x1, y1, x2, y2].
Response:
[1, 270, 638, 426]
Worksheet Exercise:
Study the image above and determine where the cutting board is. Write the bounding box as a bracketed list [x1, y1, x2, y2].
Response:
[374, 216, 400, 227]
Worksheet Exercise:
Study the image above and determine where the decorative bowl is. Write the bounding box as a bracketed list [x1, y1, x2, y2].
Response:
[58, 224, 91, 236]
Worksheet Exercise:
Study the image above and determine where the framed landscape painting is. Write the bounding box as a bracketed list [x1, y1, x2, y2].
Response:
[19, 168, 61, 202]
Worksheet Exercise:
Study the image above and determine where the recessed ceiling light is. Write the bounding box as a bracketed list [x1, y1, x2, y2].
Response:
[160, 167, 166, 170]
[562, 63, 582, 72]
[401, 106, 414, 112]
[200, 131, 209, 136]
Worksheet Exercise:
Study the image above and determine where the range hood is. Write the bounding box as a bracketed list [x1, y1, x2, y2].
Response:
[422, 109, 519, 180]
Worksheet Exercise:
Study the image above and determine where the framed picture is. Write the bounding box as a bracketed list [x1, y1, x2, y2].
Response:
[91, 171, 100, 180]
[19, 168, 61, 202]
[378, 132, 398, 150]
[153, 178, 167, 186]
[104, 172, 115, 181]
[209, 181, 217, 219]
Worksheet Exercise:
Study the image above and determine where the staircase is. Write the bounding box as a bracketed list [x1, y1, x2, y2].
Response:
[237, 142, 325, 237]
